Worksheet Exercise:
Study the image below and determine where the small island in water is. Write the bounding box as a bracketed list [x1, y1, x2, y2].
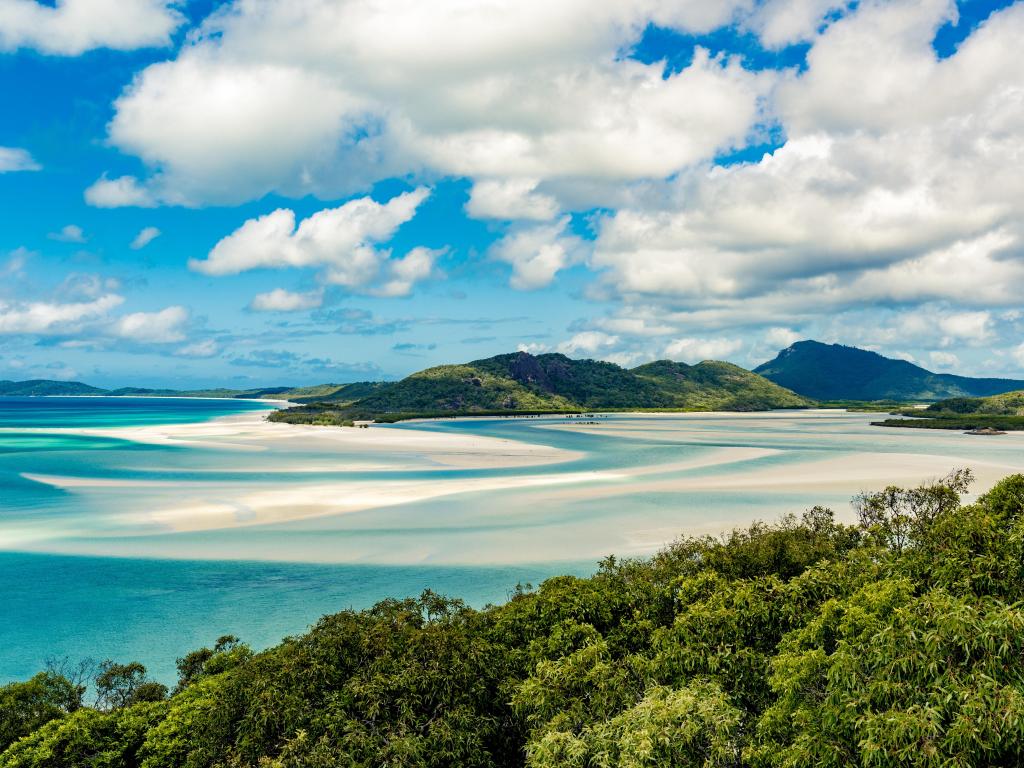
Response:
[875, 390, 1024, 433]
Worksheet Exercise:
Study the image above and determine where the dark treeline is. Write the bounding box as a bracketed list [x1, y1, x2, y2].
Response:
[3, 469, 1024, 767]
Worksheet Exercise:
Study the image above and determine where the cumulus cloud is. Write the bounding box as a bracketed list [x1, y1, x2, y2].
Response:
[466, 179, 559, 221]
[664, 337, 744, 362]
[929, 350, 960, 370]
[1013, 343, 1024, 368]
[49, 0, 1024, 369]
[558, 331, 620, 356]
[84, 175, 159, 207]
[248, 288, 324, 312]
[764, 327, 802, 349]
[744, 0, 853, 48]
[48, 224, 87, 243]
[491, 217, 584, 290]
[130, 226, 161, 249]
[516, 341, 551, 355]
[371, 247, 443, 298]
[0, 0, 183, 55]
[0, 146, 39, 172]
[110, 305, 189, 343]
[92, 0, 769, 205]
[176, 338, 219, 358]
[590, 1, 1024, 348]
[191, 189, 432, 298]
[0, 294, 124, 335]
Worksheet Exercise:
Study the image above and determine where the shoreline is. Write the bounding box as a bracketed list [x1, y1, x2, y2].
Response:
[6, 407, 1024, 565]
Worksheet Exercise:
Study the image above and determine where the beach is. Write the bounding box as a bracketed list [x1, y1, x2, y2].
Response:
[9, 407, 1024, 565]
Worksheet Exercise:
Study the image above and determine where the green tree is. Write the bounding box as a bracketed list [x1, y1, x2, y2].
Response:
[0, 673, 82, 753]
[94, 662, 166, 712]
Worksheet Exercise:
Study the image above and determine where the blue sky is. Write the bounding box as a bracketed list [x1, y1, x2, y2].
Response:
[1, 0, 1022, 388]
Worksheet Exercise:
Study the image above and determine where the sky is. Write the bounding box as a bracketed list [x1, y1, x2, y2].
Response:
[1, 0, 1022, 388]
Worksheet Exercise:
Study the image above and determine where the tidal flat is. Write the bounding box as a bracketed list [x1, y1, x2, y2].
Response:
[3, 397, 1024, 682]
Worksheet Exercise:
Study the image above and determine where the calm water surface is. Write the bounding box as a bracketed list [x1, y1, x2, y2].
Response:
[3, 397, 1023, 683]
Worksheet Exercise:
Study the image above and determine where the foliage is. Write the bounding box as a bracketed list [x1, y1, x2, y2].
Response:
[0, 675, 83, 754]
[876, 392, 1024, 430]
[94, 662, 167, 712]
[754, 340, 1024, 401]
[4, 473, 1024, 767]
[273, 351, 812, 424]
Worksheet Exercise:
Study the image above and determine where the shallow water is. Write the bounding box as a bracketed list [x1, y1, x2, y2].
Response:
[3, 397, 1024, 683]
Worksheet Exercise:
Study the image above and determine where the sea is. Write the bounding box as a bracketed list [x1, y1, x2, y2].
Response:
[3, 396, 1023, 684]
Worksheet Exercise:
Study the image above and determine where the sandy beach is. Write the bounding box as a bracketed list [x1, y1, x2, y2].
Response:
[7, 407, 583, 469]
[10, 409, 1024, 562]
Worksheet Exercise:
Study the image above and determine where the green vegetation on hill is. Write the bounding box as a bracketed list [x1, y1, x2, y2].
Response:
[874, 390, 1024, 431]
[0, 380, 106, 397]
[755, 340, 1024, 401]
[4, 470, 1024, 766]
[270, 351, 811, 425]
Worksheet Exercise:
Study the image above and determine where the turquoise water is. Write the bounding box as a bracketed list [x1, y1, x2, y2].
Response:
[3, 397, 1024, 684]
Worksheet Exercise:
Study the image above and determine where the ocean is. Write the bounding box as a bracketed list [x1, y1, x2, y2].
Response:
[3, 396, 1023, 684]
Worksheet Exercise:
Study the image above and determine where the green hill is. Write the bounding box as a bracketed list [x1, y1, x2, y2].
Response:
[352, 351, 812, 413]
[754, 340, 1024, 401]
[273, 351, 811, 424]
[0, 379, 107, 396]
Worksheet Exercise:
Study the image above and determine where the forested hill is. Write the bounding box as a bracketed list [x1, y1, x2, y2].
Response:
[0, 380, 386, 403]
[755, 340, 1024, 401]
[4, 470, 1024, 766]
[0, 379, 107, 396]
[874, 389, 1024, 432]
[321, 351, 812, 416]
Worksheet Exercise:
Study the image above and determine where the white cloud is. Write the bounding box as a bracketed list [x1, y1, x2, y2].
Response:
[0, 146, 39, 172]
[111, 305, 189, 343]
[370, 246, 442, 298]
[176, 338, 219, 358]
[1013, 343, 1024, 368]
[48, 224, 86, 243]
[93, 0, 768, 206]
[0, 0, 183, 55]
[764, 327, 802, 349]
[130, 226, 161, 249]
[591, 2, 1024, 327]
[745, 0, 852, 48]
[0, 294, 124, 335]
[516, 341, 551, 355]
[558, 331, 619, 356]
[84, 175, 159, 207]
[248, 288, 324, 312]
[491, 217, 583, 290]
[936, 311, 993, 346]
[466, 178, 559, 221]
[929, 351, 960, 370]
[192, 189, 429, 286]
[664, 337, 743, 362]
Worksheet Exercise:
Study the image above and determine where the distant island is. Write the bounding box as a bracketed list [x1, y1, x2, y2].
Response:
[268, 351, 813, 425]
[9, 341, 1024, 425]
[755, 340, 1024, 401]
[874, 390, 1024, 433]
[0, 379, 387, 403]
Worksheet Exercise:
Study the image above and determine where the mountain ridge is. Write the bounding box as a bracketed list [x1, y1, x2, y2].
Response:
[273, 351, 813, 424]
[754, 340, 1024, 401]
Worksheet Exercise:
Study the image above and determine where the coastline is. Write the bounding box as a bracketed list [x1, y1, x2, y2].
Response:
[7, 406, 1024, 564]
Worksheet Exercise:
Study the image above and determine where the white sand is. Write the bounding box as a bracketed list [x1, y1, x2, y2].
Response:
[7, 409, 582, 469]
[12, 409, 1024, 561]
